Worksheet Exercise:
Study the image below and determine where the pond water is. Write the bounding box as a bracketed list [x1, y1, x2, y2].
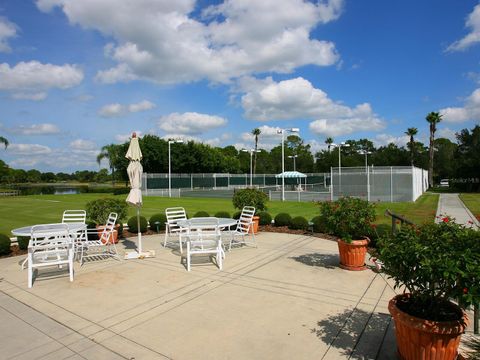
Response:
[15, 186, 88, 195]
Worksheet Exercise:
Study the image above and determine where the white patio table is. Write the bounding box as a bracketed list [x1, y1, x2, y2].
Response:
[12, 223, 87, 268]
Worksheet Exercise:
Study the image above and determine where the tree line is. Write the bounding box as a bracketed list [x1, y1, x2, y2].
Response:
[0, 123, 478, 189]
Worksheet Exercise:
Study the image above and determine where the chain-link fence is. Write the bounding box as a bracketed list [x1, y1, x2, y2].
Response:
[143, 167, 428, 202]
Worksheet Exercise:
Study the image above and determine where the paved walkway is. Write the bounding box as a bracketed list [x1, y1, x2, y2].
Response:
[436, 193, 479, 229]
[0, 233, 399, 360]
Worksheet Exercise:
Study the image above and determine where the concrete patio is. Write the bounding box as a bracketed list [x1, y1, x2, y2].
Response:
[0, 232, 410, 359]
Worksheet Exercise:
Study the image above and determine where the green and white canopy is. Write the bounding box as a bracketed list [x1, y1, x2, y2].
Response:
[275, 171, 307, 178]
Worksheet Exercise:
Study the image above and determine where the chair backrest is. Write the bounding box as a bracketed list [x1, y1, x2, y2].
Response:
[188, 218, 220, 248]
[165, 207, 187, 229]
[99, 212, 118, 244]
[62, 210, 86, 224]
[237, 206, 255, 234]
[30, 223, 71, 249]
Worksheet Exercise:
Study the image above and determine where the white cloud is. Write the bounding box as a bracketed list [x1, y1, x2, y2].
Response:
[158, 112, 227, 135]
[8, 143, 52, 155]
[38, 0, 342, 85]
[0, 17, 17, 53]
[374, 134, 409, 147]
[238, 76, 385, 136]
[9, 123, 60, 135]
[99, 103, 124, 117]
[128, 100, 155, 113]
[437, 127, 457, 142]
[0, 61, 83, 99]
[447, 4, 480, 52]
[11, 92, 47, 101]
[70, 139, 97, 151]
[440, 88, 480, 123]
[99, 100, 155, 117]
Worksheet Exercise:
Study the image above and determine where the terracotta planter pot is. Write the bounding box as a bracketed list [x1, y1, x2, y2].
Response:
[337, 238, 369, 271]
[389, 294, 468, 360]
[249, 216, 260, 234]
[96, 224, 119, 244]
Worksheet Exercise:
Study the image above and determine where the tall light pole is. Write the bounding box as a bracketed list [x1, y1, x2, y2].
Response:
[242, 149, 261, 186]
[168, 139, 183, 197]
[288, 154, 298, 171]
[277, 128, 300, 201]
[358, 149, 372, 201]
[330, 141, 350, 195]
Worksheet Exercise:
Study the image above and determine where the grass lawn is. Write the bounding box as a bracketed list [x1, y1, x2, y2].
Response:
[0, 193, 438, 235]
[459, 193, 480, 218]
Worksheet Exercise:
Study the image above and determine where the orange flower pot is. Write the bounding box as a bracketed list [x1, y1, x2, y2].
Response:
[96, 224, 119, 244]
[388, 294, 468, 360]
[337, 238, 369, 271]
[249, 216, 259, 234]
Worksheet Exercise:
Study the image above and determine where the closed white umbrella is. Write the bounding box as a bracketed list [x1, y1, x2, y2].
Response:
[125, 133, 153, 259]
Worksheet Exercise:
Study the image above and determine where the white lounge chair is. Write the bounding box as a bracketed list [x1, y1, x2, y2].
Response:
[62, 210, 87, 257]
[164, 207, 188, 252]
[28, 224, 74, 288]
[80, 213, 119, 265]
[183, 218, 222, 271]
[225, 206, 256, 251]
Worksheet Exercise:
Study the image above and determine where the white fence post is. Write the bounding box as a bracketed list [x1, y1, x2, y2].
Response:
[390, 166, 393, 203]
[330, 167, 333, 201]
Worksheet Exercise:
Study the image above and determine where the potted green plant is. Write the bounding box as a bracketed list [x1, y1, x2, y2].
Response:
[85, 198, 128, 243]
[378, 218, 480, 360]
[319, 197, 376, 270]
[232, 188, 268, 234]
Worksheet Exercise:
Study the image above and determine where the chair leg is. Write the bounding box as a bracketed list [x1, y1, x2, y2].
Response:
[186, 242, 191, 271]
[179, 234, 183, 254]
[69, 251, 74, 282]
[27, 253, 33, 288]
[163, 229, 168, 247]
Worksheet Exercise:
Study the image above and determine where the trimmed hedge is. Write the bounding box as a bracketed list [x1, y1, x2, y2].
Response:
[17, 236, 30, 250]
[232, 211, 242, 220]
[257, 211, 272, 225]
[311, 216, 324, 233]
[193, 211, 209, 217]
[274, 213, 292, 227]
[289, 216, 309, 230]
[0, 234, 11, 255]
[232, 188, 268, 211]
[214, 211, 231, 218]
[127, 215, 148, 233]
[149, 213, 167, 231]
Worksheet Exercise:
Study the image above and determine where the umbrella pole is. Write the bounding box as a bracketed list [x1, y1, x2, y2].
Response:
[137, 207, 142, 253]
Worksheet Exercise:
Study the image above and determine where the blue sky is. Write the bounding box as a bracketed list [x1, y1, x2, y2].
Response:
[0, 0, 479, 172]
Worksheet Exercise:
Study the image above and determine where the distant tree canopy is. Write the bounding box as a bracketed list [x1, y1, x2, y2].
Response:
[0, 126, 478, 186]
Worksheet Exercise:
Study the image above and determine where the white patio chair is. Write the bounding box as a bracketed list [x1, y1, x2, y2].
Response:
[224, 206, 256, 251]
[80, 213, 119, 265]
[62, 210, 87, 257]
[163, 207, 188, 252]
[183, 218, 222, 271]
[28, 224, 74, 288]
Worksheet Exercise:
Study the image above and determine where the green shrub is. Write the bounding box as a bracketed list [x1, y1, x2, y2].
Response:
[113, 188, 130, 195]
[274, 213, 292, 227]
[257, 211, 272, 225]
[311, 216, 324, 233]
[319, 197, 376, 242]
[149, 213, 167, 231]
[214, 211, 231, 218]
[87, 221, 99, 240]
[289, 216, 309, 230]
[17, 236, 30, 250]
[86, 198, 128, 225]
[193, 211, 209, 217]
[0, 234, 11, 255]
[232, 188, 268, 211]
[232, 211, 242, 219]
[127, 216, 148, 233]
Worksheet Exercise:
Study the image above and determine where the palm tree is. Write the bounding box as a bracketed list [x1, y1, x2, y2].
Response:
[426, 112, 443, 187]
[405, 127, 418, 166]
[97, 144, 119, 186]
[325, 137, 334, 151]
[0, 136, 9, 149]
[251, 128, 261, 175]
